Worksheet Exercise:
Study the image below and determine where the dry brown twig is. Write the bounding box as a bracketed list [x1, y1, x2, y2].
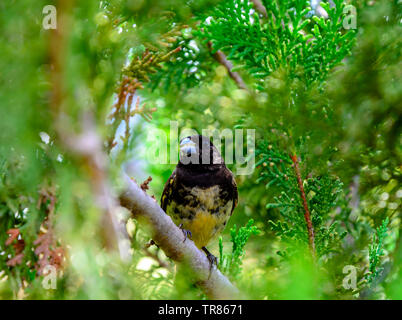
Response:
[140, 176, 153, 191]
[107, 26, 185, 153]
[107, 77, 157, 153]
[107, 77, 143, 151]
[5, 187, 66, 271]
[34, 187, 65, 275]
[5, 229, 24, 267]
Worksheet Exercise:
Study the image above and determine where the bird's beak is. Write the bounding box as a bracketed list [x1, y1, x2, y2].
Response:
[180, 138, 197, 158]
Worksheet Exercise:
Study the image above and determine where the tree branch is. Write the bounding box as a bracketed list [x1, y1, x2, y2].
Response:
[119, 174, 240, 300]
[207, 42, 248, 91]
[48, 0, 131, 262]
[60, 114, 132, 262]
[250, 0, 267, 17]
[291, 154, 316, 257]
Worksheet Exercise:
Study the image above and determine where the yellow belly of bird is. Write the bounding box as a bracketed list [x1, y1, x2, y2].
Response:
[183, 210, 225, 248]
[165, 185, 233, 248]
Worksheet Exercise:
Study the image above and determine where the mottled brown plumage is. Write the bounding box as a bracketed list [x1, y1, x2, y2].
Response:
[161, 135, 238, 263]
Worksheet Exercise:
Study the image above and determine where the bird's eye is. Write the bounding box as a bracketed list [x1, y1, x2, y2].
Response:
[180, 138, 197, 161]
[180, 137, 191, 146]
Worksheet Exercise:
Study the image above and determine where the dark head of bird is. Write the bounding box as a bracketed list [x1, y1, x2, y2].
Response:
[178, 135, 224, 172]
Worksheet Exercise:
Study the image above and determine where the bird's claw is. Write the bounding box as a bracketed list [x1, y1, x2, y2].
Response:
[179, 224, 192, 242]
[206, 253, 218, 270]
[202, 247, 218, 278]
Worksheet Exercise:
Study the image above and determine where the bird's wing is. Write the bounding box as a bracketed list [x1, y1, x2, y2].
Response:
[161, 170, 176, 212]
[231, 174, 238, 215]
[222, 166, 238, 215]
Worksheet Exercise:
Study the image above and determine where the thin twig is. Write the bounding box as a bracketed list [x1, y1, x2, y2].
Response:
[142, 247, 172, 271]
[250, 0, 267, 17]
[119, 174, 240, 300]
[291, 154, 316, 257]
[207, 42, 248, 91]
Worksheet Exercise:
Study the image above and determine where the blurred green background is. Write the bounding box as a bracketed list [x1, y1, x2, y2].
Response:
[0, 0, 400, 299]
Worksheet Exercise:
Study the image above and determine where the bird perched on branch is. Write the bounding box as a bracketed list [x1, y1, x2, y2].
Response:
[161, 135, 238, 268]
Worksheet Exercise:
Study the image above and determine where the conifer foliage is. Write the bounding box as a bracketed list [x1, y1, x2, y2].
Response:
[0, 0, 401, 299]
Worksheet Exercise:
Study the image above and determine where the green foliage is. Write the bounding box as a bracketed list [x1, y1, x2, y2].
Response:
[0, 0, 400, 300]
[197, 0, 356, 88]
[256, 142, 346, 259]
[219, 219, 260, 279]
[365, 218, 389, 286]
[123, 34, 183, 83]
[149, 34, 216, 93]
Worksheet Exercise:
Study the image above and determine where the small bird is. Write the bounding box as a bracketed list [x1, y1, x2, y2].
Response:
[161, 135, 238, 267]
